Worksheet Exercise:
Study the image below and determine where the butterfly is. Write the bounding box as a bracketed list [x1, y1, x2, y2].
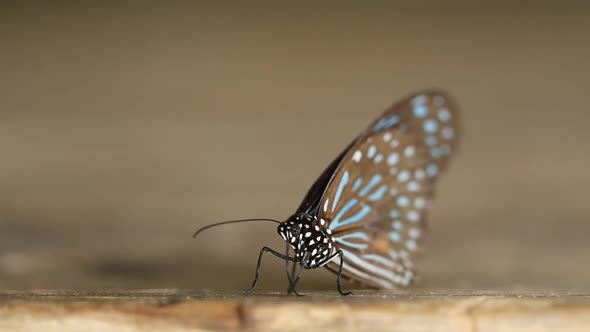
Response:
[194, 89, 460, 295]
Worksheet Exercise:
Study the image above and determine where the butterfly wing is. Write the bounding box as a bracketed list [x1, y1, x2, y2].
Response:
[318, 90, 460, 289]
[296, 139, 358, 214]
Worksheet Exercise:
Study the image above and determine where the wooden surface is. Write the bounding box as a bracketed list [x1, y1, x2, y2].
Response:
[1, 290, 590, 332]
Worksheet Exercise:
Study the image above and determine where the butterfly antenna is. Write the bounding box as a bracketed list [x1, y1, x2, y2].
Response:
[192, 218, 282, 238]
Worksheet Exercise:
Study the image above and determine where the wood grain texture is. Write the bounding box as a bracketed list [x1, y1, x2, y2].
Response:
[0, 290, 590, 332]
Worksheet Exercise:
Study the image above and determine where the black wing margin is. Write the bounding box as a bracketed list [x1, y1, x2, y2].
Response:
[295, 138, 358, 214]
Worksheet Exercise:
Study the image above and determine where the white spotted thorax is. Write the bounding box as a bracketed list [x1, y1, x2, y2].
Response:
[278, 213, 335, 268]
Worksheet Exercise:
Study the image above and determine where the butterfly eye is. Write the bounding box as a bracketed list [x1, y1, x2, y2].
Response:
[290, 224, 301, 237]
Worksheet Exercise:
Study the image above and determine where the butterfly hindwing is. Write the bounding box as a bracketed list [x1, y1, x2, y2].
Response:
[317, 90, 460, 289]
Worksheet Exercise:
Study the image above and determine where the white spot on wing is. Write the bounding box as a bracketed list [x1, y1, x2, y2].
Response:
[397, 195, 410, 207]
[383, 132, 392, 142]
[374, 154, 383, 163]
[412, 95, 428, 118]
[368, 145, 377, 158]
[426, 163, 439, 177]
[389, 232, 401, 242]
[425, 135, 437, 146]
[413, 94, 427, 105]
[407, 210, 419, 222]
[407, 181, 420, 192]
[404, 146, 415, 158]
[397, 170, 410, 183]
[438, 108, 451, 122]
[423, 119, 439, 133]
[352, 150, 362, 162]
[442, 127, 454, 140]
[415, 169, 425, 179]
[414, 197, 426, 209]
[387, 153, 400, 166]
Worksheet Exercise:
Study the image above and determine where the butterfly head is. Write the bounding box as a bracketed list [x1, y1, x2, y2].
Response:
[278, 213, 335, 267]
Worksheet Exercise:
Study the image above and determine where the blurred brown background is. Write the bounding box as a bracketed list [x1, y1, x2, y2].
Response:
[1, 2, 589, 293]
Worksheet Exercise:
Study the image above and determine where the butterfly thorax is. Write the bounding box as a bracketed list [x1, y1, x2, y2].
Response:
[277, 213, 335, 269]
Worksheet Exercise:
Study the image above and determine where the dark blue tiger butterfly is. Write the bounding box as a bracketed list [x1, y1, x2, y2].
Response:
[194, 90, 460, 295]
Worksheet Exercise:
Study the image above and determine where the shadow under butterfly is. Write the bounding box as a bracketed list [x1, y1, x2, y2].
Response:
[193, 89, 461, 295]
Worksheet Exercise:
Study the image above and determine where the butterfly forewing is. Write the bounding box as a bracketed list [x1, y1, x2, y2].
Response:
[317, 90, 460, 289]
[365, 89, 460, 174]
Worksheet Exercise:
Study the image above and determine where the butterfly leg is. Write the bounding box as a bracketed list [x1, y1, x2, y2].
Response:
[334, 250, 352, 296]
[245, 246, 297, 295]
[285, 244, 303, 296]
[288, 253, 312, 296]
[286, 263, 302, 296]
[287, 264, 304, 296]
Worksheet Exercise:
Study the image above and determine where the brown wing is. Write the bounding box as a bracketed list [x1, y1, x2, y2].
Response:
[318, 90, 460, 289]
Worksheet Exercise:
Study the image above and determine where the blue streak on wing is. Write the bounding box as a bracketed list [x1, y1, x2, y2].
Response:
[330, 199, 357, 229]
[334, 232, 370, 250]
[308, 205, 319, 215]
[330, 203, 371, 230]
[359, 174, 382, 197]
[373, 115, 400, 132]
[331, 171, 349, 212]
[352, 177, 362, 192]
[367, 185, 387, 202]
